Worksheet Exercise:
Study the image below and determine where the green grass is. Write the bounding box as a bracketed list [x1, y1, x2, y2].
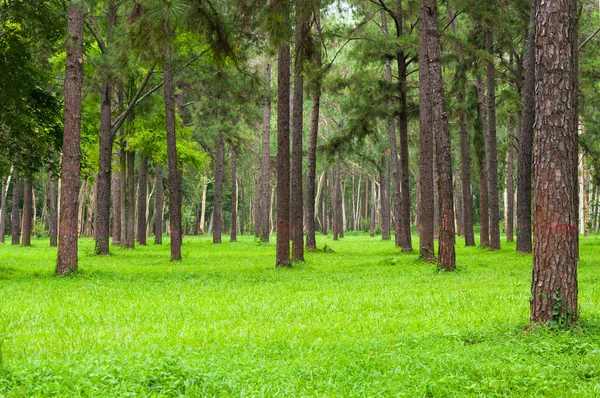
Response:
[1, 233, 600, 396]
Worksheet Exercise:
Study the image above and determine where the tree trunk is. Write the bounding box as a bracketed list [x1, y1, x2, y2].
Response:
[476, 75, 490, 247]
[111, 149, 121, 246]
[291, 0, 308, 262]
[530, 0, 578, 323]
[380, 161, 391, 240]
[370, 178, 376, 237]
[230, 150, 238, 242]
[94, 81, 112, 254]
[418, 6, 435, 261]
[337, 161, 344, 239]
[56, 2, 84, 274]
[126, 150, 135, 249]
[322, 174, 328, 235]
[421, 0, 455, 270]
[459, 87, 475, 246]
[506, 117, 515, 242]
[213, 131, 224, 244]
[154, 164, 164, 244]
[199, 170, 206, 235]
[455, 165, 464, 237]
[21, 180, 33, 246]
[261, 61, 271, 243]
[137, 155, 148, 245]
[486, 29, 500, 250]
[119, 146, 128, 249]
[163, 40, 182, 260]
[275, 9, 292, 267]
[331, 170, 339, 240]
[0, 173, 12, 244]
[240, 181, 246, 235]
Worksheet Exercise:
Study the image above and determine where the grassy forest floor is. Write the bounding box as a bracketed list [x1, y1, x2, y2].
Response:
[1, 233, 600, 397]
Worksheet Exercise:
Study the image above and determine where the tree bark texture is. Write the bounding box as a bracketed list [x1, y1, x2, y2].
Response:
[230, 150, 238, 242]
[506, 117, 515, 242]
[380, 160, 391, 240]
[56, 2, 84, 274]
[154, 165, 164, 244]
[119, 146, 128, 248]
[126, 150, 135, 249]
[421, 0, 455, 270]
[49, 173, 58, 247]
[137, 155, 148, 245]
[95, 78, 112, 255]
[261, 61, 271, 242]
[486, 29, 500, 251]
[459, 89, 475, 246]
[213, 131, 224, 244]
[531, 0, 578, 323]
[517, 0, 536, 253]
[111, 149, 121, 246]
[0, 175, 10, 244]
[11, 171, 20, 245]
[21, 180, 33, 246]
[476, 75, 490, 247]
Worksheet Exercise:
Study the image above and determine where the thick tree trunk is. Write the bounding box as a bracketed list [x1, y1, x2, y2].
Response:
[56, 2, 84, 274]
[154, 165, 164, 244]
[213, 132, 224, 244]
[486, 29, 500, 251]
[21, 180, 33, 246]
[459, 88, 475, 246]
[275, 13, 292, 267]
[517, 0, 536, 253]
[126, 150, 135, 249]
[230, 150, 238, 242]
[530, 0, 578, 323]
[291, 0, 308, 262]
[261, 61, 271, 242]
[476, 75, 490, 247]
[163, 41, 182, 260]
[506, 117, 515, 242]
[137, 155, 148, 245]
[418, 4, 435, 262]
[421, 0, 455, 270]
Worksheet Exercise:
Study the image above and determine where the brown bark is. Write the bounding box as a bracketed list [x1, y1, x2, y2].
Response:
[291, 0, 308, 262]
[154, 165, 164, 244]
[163, 39, 182, 260]
[459, 88, 475, 246]
[331, 170, 339, 240]
[275, 11, 291, 267]
[476, 75, 489, 247]
[0, 174, 9, 244]
[111, 148, 121, 246]
[119, 146, 127, 248]
[380, 161, 391, 240]
[322, 173, 328, 235]
[94, 78, 112, 254]
[137, 155, 148, 245]
[230, 150, 238, 242]
[530, 0, 578, 323]
[126, 150, 135, 249]
[21, 180, 33, 246]
[48, 173, 57, 246]
[11, 171, 20, 245]
[421, 0, 455, 270]
[261, 61, 271, 242]
[517, 0, 536, 253]
[56, 1, 84, 275]
[213, 131, 224, 244]
[418, 1, 435, 262]
[486, 29, 500, 251]
[336, 160, 344, 239]
[455, 166, 463, 237]
[370, 178, 376, 237]
[506, 117, 515, 242]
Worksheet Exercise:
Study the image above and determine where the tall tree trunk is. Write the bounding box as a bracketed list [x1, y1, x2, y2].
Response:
[421, 0, 456, 270]
[199, 170, 207, 235]
[517, 0, 536, 253]
[56, 2, 84, 274]
[459, 88, 475, 246]
[261, 60, 271, 242]
[331, 170, 339, 240]
[240, 181, 246, 235]
[370, 178, 376, 237]
[22, 180, 33, 246]
[486, 29, 500, 250]
[381, 11, 401, 247]
[433, 146, 439, 239]
[322, 174, 328, 235]
[476, 75, 490, 247]
[154, 165, 164, 244]
[111, 149, 121, 246]
[0, 173, 12, 244]
[137, 155, 148, 245]
[455, 165, 464, 236]
[213, 131, 224, 244]
[126, 150, 135, 249]
[11, 171, 21, 245]
[275, 3, 292, 267]
[230, 150, 238, 242]
[119, 145, 128, 249]
[163, 39, 182, 260]
[337, 161, 344, 239]
[48, 172, 57, 246]
[291, 0, 308, 262]
[530, 0, 578, 323]
[506, 117, 515, 242]
[380, 161, 391, 240]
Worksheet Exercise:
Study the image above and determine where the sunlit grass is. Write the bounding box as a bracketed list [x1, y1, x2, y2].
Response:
[1, 232, 600, 396]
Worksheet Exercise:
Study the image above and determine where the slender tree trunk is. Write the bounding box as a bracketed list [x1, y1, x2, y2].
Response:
[56, 2, 84, 274]
[291, 0, 308, 262]
[137, 155, 148, 245]
[530, 0, 578, 323]
[380, 161, 391, 240]
[10, 172, 21, 245]
[275, 5, 292, 267]
[163, 39, 182, 260]
[111, 149, 121, 246]
[506, 117, 515, 242]
[0, 173, 12, 244]
[199, 170, 207, 235]
[486, 29, 500, 250]
[337, 161, 344, 239]
[230, 150, 238, 242]
[22, 180, 33, 246]
[370, 178, 376, 237]
[476, 75, 490, 247]
[261, 61, 271, 242]
[331, 170, 339, 240]
[154, 165, 163, 244]
[322, 174, 328, 235]
[459, 90, 475, 246]
[119, 146, 127, 249]
[418, 8, 435, 261]
[213, 131, 224, 244]
[240, 181, 246, 235]
[517, 0, 536, 253]
[95, 83, 112, 254]
[455, 165, 464, 236]
[421, 0, 455, 270]
[126, 150, 135, 249]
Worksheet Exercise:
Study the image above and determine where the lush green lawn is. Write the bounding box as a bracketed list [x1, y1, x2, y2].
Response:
[1, 233, 600, 397]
